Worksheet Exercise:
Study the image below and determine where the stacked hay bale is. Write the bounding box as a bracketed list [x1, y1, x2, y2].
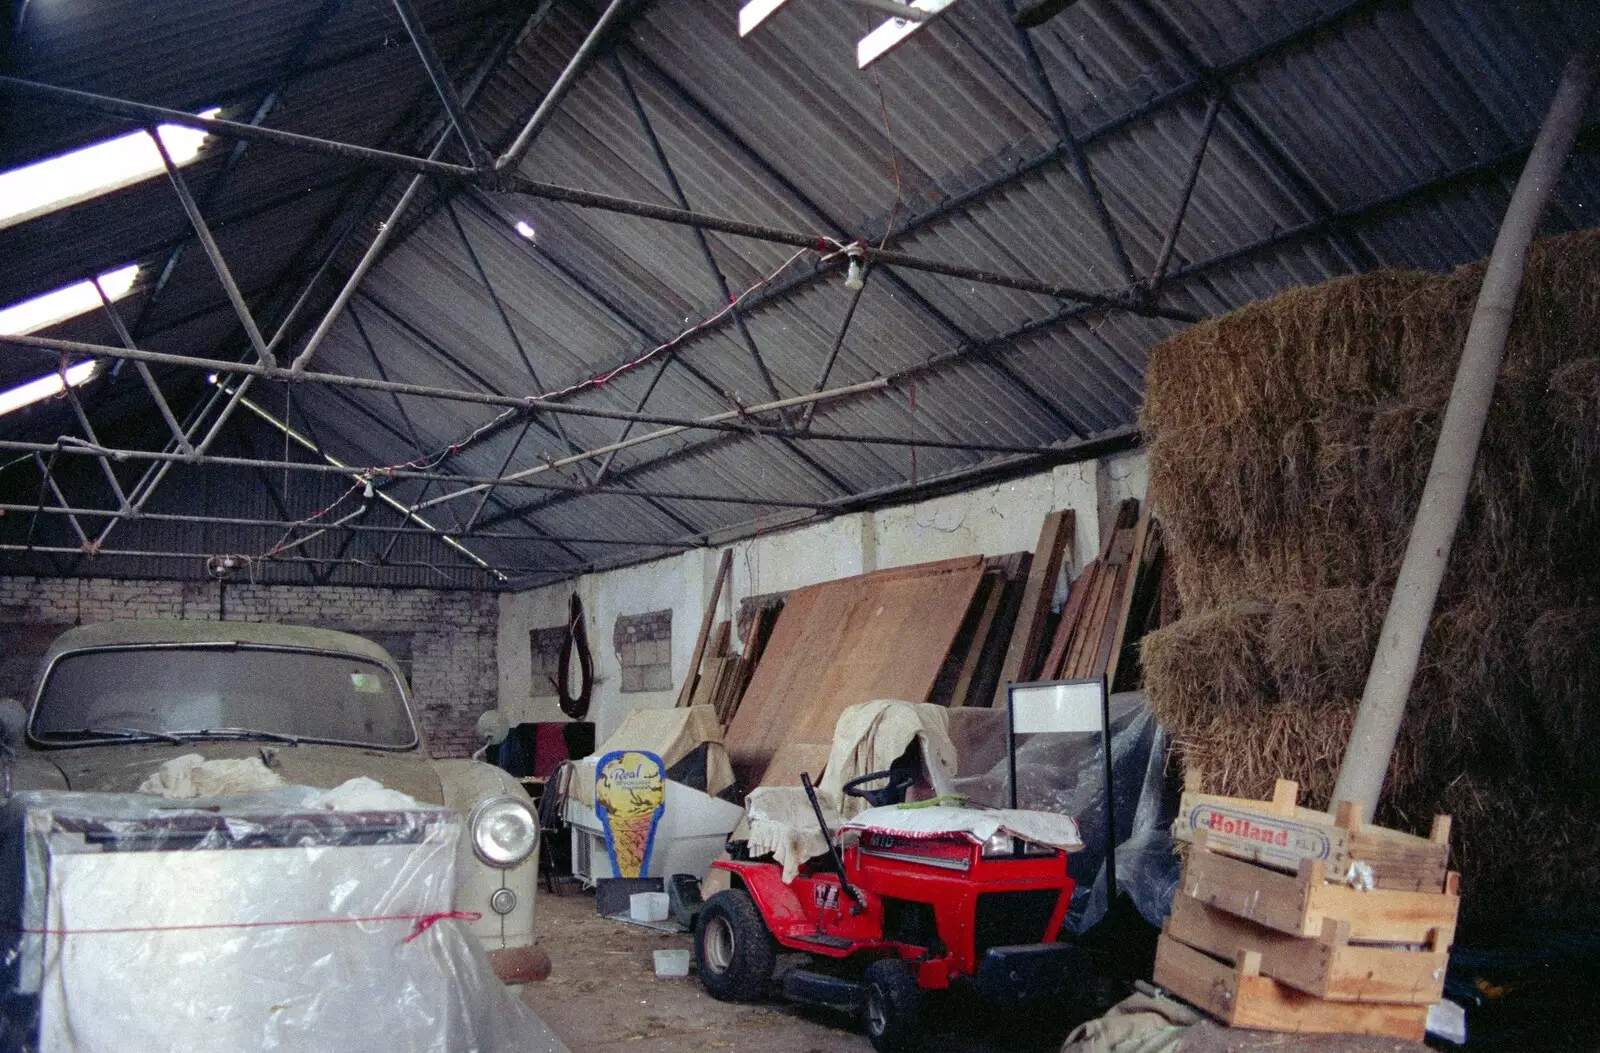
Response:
[1141, 229, 1600, 919]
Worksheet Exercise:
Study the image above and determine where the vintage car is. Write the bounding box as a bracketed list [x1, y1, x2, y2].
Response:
[5, 619, 546, 984]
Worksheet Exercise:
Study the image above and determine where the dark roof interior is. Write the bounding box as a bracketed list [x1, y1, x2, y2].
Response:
[1, 0, 1596, 589]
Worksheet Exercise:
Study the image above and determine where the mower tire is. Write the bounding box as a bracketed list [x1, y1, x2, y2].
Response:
[863, 959, 923, 1053]
[695, 889, 776, 1002]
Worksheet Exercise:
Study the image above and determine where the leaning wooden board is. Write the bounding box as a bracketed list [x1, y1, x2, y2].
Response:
[1167, 893, 1449, 1004]
[1153, 935, 1429, 1040]
[725, 556, 986, 785]
[1181, 830, 1460, 945]
[1173, 779, 1451, 892]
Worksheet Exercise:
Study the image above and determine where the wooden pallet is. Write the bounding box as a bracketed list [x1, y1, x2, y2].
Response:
[1167, 893, 1449, 1004]
[1181, 828, 1460, 945]
[1153, 934, 1430, 1041]
[1173, 779, 1451, 893]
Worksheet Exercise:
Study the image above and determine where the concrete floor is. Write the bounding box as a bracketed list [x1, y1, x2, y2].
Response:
[517, 888, 1071, 1053]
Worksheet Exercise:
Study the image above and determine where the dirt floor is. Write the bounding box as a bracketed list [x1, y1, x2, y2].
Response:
[516, 886, 1071, 1053]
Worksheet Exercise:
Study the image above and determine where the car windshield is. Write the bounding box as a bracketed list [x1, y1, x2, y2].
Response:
[31, 645, 417, 749]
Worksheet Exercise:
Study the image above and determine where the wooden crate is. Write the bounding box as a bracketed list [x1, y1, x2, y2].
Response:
[1181, 829, 1460, 945]
[1173, 779, 1451, 892]
[1153, 934, 1429, 1041]
[1167, 893, 1449, 1004]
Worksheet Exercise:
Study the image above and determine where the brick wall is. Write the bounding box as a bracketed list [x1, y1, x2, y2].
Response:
[0, 576, 498, 759]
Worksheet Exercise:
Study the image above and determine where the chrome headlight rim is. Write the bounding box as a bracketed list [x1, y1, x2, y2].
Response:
[467, 793, 539, 869]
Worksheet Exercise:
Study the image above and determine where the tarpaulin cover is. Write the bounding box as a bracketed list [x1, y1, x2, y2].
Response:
[579, 705, 734, 801]
[839, 804, 1083, 852]
[0, 789, 568, 1053]
[951, 691, 1179, 932]
[741, 700, 959, 881]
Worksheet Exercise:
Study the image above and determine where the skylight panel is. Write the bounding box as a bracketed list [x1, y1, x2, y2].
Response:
[0, 265, 140, 337]
[0, 361, 99, 418]
[0, 109, 221, 231]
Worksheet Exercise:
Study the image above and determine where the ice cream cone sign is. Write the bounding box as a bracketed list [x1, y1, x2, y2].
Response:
[595, 750, 666, 879]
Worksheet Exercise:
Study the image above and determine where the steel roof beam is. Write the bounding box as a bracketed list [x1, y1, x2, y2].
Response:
[1001, 0, 1139, 288]
[611, 54, 853, 500]
[0, 436, 838, 511]
[152, 132, 277, 369]
[0, 506, 693, 550]
[495, 0, 635, 172]
[1149, 92, 1223, 296]
[126, 0, 344, 345]
[1123, 0, 1376, 272]
[0, 543, 541, 578]
[609, 46, 1127, 428]
[0, 81, 1192, 322]
[391, 0, 490, 169]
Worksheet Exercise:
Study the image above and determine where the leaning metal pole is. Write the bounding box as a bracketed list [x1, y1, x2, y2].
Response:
[1331, 51, 1596, 821]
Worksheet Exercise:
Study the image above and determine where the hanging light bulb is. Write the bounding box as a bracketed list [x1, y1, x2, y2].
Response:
[844, 255, 866, 292]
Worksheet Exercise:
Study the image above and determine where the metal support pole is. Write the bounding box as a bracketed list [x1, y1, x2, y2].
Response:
[1003, 0, 1139, 288]
[0, 544, 549, 578]
[221, 383, 506, 581]
[799, 279, 866, 430]
[1331, 51, 1595, 821]
[5, 332, 1076, 457]
[1149, 93, 1223, 295]
[391, 0, 489, 168]
[0, 503, 696, 548]
[94, 278, 194, 455]
[63, 388, 132, 512]
[494, 0, 632, 172]
[0, 436, 840, 511]
[151, 130, 277, 368]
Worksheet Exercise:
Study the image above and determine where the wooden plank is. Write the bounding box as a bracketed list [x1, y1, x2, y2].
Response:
[1153, 934, 1429, 1040]
[1040, 559, 1096, 681]
[757, 742, 832, 788]
[990, 511, 1075, 705]
[1182, 832, 1460, 944]
[1088, 559, 1132, 677]
[691, 656, 728, 708]
[950, 572, 1005, 707]
[726, 556, 986, 783]
[1167, 894, 1448, 1004]
[677, 549, 733, 708]
[1066, 559, 1117, 677]
[1103, 502, 1153, 689]
[966, 553, 1031, 709]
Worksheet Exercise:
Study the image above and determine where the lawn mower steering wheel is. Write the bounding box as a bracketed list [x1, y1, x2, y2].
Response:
[842, 768, 917, 808]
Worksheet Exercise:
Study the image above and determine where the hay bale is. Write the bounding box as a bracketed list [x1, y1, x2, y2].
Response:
[1145, 229, 1600, 610]
[1434, 774, 1600, 924]
[1525, 607, 1600, 792]
[1139, 601, 1273, 715]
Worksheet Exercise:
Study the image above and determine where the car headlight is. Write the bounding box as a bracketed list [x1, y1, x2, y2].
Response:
[468, 795, 538, 868]
[980, 831, 1015, 858]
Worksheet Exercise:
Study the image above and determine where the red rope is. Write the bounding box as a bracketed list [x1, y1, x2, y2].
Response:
[15, 909, 482, 944]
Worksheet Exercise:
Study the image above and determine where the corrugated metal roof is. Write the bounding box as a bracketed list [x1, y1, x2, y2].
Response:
[2, 0, 1598, 587]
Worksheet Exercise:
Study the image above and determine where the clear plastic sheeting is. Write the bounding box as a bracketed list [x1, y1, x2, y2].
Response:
[950, 691, 1179, 933]
[0, 790, 568, 1053]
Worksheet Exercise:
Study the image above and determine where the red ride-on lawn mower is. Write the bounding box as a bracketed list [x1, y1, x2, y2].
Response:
[695, 766, 1087, 1051]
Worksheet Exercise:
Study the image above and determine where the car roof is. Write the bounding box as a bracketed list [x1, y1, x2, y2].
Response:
[42, 620, 402, 669]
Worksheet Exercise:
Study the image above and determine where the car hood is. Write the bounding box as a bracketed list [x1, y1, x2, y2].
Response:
[37, 742, 446, 805]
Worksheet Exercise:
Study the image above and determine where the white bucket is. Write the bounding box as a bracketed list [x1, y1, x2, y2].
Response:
[653, 949, 691, 977]
[630, 891, 670, 922]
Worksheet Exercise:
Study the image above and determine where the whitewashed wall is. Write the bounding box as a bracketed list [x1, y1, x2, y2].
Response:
[498, 449, 1147, 739]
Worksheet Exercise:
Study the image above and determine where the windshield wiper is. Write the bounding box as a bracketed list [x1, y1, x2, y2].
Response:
[43, 726, 189, 745]
[174, 728, 302, 747]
